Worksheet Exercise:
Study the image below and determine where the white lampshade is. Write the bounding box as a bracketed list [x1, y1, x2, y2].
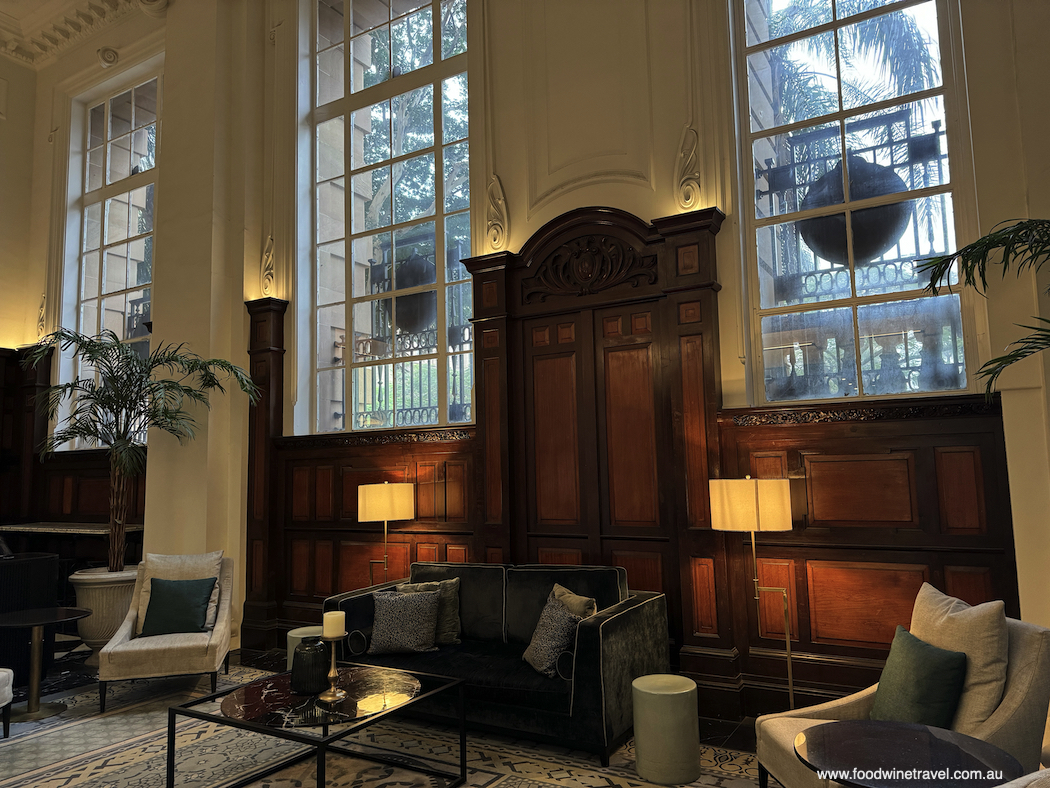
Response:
[358, 482, 415, 522]
[709, 477, 792, 533]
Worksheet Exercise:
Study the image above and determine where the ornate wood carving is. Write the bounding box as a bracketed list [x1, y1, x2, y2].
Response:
[521, 236, 657, 304]
[275, 428, 472, 450]
[731, 398, 1000, 427]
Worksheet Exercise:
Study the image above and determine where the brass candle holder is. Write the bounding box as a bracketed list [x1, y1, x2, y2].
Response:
[318, 633, 347, 705]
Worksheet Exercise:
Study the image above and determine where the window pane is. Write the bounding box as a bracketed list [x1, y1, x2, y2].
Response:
[353, 232, 391, 296]
[318, 45, 346, 105]
[353, 0, 389, 35]
[442, 72, 468, 143]
[758, 215, 851, 308]
[101, 294, 126, 338]
[81, 252, 100, 299]
[351, 102, 390, 170]
[745, 0, 832, 46]
[130, 185, 154, 236]
[132, 127, 156, 175]
[353, 364, 393, 429]
[393, 0, 427, 17]
[105, 193, 130, 244]
[317, 304, 346, 367]
[443, 141, 468, 212]
[128, 237, 153, 288]
[134, 79, 158, 128]
[392, 7, 433, 77]
[89, 104, 105, 148]
[761, 307, 858, 401]
[353, 298, 393, 361]
[394, 222, 436, 291]
[393, 153, 435, 223]
[318, 240, 346, 304]
[447, 352, 471, 423]
[317, 116, 345, 181]
[351, 166, 390, 233]
[446, 282, 472, 352]
[845, 97, 949, 193]
[858, 294, 965, 395]
[352, 27, 390, 91]
[80, 300, 99, 336]
[445, 212, 470, 282]
[754, 122, 841, 220]
[84, 203, 102, 251]
[748, 32, 838, 132]
[318, 0, 345, 49]
[110, 90, 133, 137]
[839, 3, 941, 112]
[108, 134, 132, 183]
[838, 0, 903, 19]
[87, 148, 103, 191]
[395, 291, 437, 355]
[441, 0, 467, 59]
[317, 368, 346, 432]
[854, 194, 956, 297]
[393, 85, 434, 156]
[394, 358, 438, 427]
[318, 177, 347, 242]
[103, 244, 128, 294]
[127, 288, 151, 339]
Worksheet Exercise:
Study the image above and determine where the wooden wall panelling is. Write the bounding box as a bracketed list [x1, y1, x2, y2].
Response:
[417, 543, 439, 563]
[340, 466, 410, 520]
[679, 334, 711, 529]
[416, 461, 441, 520]
[756, 557, 798, 640]
[446, 461, 468, 522]
[337, 540, 411, 591]
[689, 556, 718, 636]
[530, 350, 582, 526]
[807, 560, 929, 648]
[292, 466, 311, 520]
[610, 548, 664, 592]
[315, 467, 334, 520]
[944, 565, 995, 606]
[315, 540, 334, 596]
[935, 446, 986, 534]
[485, 547, 504, 563]
[804, 453, 920, 527]
[290, 539, 310, 595]
[537, 546, 583, 564]
[750, 451, 787, 479]
[446, 544, 469, 563]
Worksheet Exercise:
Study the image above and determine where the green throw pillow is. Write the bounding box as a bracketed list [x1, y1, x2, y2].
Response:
[870, 625, 967, 728]
[140, 577, 218, 637]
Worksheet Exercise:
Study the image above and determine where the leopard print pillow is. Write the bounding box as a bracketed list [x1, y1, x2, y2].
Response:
[523, 589, 582, 677]
[367, 590, 440, 654]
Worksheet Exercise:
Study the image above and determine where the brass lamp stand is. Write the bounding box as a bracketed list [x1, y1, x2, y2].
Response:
[710, 476, 795, 710]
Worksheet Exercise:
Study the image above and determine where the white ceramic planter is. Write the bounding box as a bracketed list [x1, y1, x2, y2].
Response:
[68, 567, 137, 668]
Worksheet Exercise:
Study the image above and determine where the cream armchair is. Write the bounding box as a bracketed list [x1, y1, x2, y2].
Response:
[756, 615, 1050, 788]
[97, 557, 233, 712]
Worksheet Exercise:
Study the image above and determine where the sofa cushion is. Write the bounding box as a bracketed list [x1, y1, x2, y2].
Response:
[410, 563, 506, 641]
[870, 625, 967, 728]
[346, 640, 571, 714]
[505, 566, 625, 644]
[140, 577, 217, 637]
[553, 583, 596, 618]
[137, 551, 223, 635]
[367, 590, 439, 654]
[910, 582, 1008, 734]
[523, 591, 582, 677]
[396, 577, 461, 645]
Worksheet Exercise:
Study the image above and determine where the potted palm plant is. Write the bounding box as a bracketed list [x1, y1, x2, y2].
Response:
[920, 219, 1050, 392]
[22, 328, 260, 664]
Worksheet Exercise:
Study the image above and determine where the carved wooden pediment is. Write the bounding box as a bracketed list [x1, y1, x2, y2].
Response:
[521, 235, 657, 304]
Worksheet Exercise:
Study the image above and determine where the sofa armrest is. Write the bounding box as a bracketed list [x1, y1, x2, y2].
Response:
[324, 578, 406, 659]
[570, 591, 670, 748]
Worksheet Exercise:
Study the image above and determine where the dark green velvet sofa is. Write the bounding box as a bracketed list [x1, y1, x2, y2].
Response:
[322, 562, 670, 764]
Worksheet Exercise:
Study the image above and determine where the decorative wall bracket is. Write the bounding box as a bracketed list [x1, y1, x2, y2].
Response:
[675, 125, 702, 211]
[486, 175, 509, 251]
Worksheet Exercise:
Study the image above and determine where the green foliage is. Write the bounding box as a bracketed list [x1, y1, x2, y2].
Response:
[920, 218, 1050, 393]
[22, 328, 260, 475]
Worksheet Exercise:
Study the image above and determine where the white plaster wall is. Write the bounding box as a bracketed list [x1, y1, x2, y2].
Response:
[0, 57, 36, 348]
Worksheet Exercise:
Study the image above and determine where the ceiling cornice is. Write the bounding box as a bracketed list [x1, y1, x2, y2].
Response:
[0, 0, 163, 69]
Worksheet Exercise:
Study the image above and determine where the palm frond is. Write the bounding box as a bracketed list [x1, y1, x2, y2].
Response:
[919, 219, 1050, 294]
[979, 319, 1050, 393]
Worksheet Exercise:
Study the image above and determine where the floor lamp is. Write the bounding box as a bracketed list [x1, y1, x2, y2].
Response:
[358, 481, 415, 580]
[709, 476, 795, 709]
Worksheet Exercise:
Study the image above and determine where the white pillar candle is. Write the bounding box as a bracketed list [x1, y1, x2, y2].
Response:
[323, 610, 345, 638]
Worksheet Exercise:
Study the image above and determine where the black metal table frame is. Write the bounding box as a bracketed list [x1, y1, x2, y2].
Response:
[166, 664, 466, 788]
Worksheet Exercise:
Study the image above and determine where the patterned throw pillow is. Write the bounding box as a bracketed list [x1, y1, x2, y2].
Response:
[553, 582, 597, 618]
[523, 589, 583, 677]
[367, 590, 440, 654]
[396, 577, 462, 645]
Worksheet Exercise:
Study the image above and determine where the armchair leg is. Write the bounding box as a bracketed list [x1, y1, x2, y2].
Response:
[3, 701, 10, 738]
[210, 671, 217, 693]
[99, 681, 107, 714]
[223, 652, 230, 674]
[758, 762, 769, 788]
